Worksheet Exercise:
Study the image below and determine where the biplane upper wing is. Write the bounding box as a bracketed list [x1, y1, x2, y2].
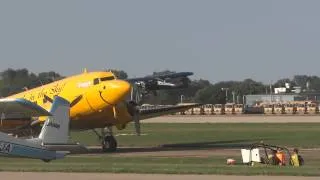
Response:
[127, 72, 194, 82]
[0, 98, 52, 120]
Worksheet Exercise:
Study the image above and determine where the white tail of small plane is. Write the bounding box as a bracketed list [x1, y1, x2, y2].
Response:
[37, 96, 70, 145]
[0, 96, 71, 161]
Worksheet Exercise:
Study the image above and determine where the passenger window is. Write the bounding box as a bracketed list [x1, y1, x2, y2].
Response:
[100, 76, 115, 81]
[93, 78, 99, 85]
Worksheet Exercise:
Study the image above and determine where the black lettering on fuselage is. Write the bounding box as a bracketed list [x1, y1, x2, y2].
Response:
[0, 143, 13, 153]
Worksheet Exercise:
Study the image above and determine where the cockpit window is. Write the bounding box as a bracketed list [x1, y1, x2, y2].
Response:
[93, 76, 115, 85]
[100, 76, 115, 81]
[93, 78, 99, 85]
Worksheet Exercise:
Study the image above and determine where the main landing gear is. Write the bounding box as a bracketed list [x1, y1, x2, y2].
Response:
[102, 135, 117, 152]
[93, 126, 117, 152]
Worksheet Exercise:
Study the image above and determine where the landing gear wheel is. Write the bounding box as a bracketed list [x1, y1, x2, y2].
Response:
[102, 136, 117, 152]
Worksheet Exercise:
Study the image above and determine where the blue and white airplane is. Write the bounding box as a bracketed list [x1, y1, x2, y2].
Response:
[0, 96, 70, 162]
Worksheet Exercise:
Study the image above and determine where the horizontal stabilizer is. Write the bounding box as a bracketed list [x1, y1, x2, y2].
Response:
[44, 143, 88, 154]
[55, 151, 69, 159]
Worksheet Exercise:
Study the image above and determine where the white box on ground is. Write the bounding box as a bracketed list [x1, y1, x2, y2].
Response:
[241, 148, 261, 163]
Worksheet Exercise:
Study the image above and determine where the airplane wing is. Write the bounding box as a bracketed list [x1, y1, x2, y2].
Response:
[138, 103, 201, 120]
[127, 72, 193, 82]
[154, 72, 193, 79]
[128, 103, 202, 135]
[0, 98, 52, 120]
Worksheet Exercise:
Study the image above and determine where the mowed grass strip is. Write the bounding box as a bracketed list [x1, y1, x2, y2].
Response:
[71, 123, 320, 148]
[0, 155, 320, 176]
[0, 123, 319, 175]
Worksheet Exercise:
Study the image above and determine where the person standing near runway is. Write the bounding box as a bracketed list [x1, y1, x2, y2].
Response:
[290, 148, 304, 167]
[276, 148, 286, 166]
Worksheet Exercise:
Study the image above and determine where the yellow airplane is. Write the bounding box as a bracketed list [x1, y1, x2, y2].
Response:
[0, 70, 200, 152]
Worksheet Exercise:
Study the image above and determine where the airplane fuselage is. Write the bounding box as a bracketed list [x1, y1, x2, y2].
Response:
[4, 71, 132, 131]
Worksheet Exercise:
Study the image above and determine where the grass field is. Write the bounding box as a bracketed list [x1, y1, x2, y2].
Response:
[1, 155, 320, 176]
[1, 123, 320, 176]
[71, 123, 320, 148]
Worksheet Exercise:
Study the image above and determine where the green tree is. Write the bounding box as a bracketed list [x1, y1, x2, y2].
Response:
[293, 75, 309, 89]
[0, 69, 63, 96]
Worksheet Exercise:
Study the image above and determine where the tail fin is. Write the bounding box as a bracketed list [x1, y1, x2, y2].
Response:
[38, 96, 70, 145]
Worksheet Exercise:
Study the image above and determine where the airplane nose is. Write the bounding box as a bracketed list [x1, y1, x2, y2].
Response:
[101, 80, 131, 105]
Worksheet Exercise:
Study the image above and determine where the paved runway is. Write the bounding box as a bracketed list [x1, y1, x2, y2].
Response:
[2, 172, 319, 180]
[146, 115, 320, 123]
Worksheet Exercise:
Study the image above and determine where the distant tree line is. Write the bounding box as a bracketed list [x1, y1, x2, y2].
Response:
[0, 68, 63, 97]
[1, 68, 320, 105]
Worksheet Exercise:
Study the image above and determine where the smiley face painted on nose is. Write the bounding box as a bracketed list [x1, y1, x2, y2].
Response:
[98, 80, 131, 105]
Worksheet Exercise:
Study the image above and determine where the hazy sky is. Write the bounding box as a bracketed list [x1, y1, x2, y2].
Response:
[1, 0, 320, 83]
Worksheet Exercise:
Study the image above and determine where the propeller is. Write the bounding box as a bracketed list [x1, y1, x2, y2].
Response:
[127, 101, 141, 136]
[112, 105, 117, 119]
[133, 108, 140, 136]
[130, 84, 141, 103]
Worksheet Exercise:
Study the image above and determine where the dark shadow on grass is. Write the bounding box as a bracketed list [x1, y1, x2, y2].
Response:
[160, 139, 256, 148]
[79, 139, 271, 154]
